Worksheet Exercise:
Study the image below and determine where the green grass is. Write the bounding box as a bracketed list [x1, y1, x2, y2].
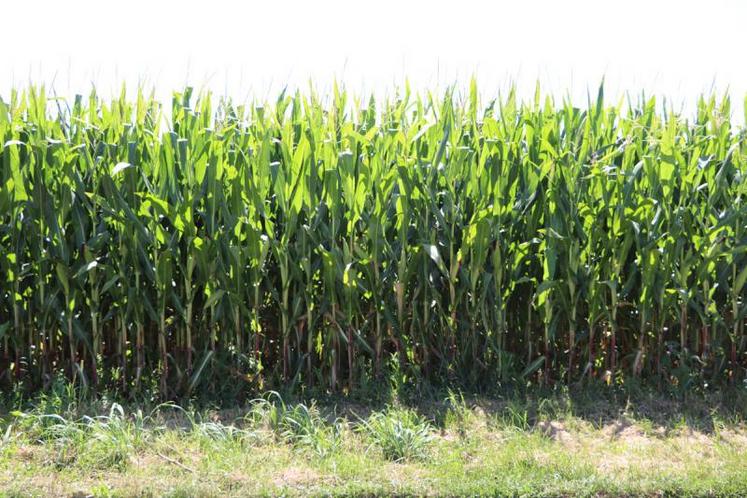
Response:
[1, 388, 747, 497]
[357, 406, 432, 462]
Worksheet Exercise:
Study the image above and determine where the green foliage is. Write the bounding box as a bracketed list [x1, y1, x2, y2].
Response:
[0, 84, 746, 398]
[247, 394, 341, 457]
[10, 403, 142, 470]
[442, 390, 474, 438]
[2, 385, 747, 496]
[358, 407, 433, 461]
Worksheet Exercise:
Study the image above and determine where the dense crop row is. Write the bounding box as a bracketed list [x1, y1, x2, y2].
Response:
[1, 84, 745, 397]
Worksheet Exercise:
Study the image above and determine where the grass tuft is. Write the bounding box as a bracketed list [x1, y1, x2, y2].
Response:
[358, 407, 433, 462]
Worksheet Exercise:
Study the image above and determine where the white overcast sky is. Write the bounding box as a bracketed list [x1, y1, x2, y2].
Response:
[2, 0, 747, 118]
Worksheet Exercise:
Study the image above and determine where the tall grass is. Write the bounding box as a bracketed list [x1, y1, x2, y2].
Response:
[0, 83, 745, 397]
[357, 407, 433, 461]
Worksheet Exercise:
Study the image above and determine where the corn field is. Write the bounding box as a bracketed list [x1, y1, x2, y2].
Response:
[1, 84, 746, 397]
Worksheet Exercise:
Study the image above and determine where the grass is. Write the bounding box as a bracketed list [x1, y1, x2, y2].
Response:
[1, 387, 747, 497]
[357, 407, 432, 462]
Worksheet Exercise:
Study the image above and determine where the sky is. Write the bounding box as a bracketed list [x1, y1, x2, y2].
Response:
[2, 0, 747, 118]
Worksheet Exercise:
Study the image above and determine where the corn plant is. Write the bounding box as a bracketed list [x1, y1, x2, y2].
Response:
[0, 83, 746, 397]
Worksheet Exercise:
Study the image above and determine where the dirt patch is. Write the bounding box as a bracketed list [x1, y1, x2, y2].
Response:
[536, 420, 574, 444]
[273, 466, 320, 488]
[14, 444, 43, 462]
[679, 429, 713, 446]
[596, 453, 636, 474]
[717, 427, 747, 448]
[0, 471, 69, 496]
[603, 419, 646, 441]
